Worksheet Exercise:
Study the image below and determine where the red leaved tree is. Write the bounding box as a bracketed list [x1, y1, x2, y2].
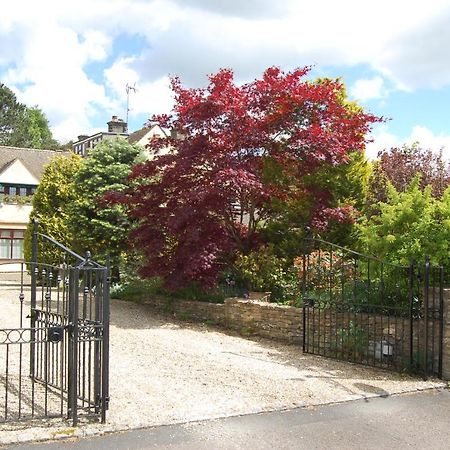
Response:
[118, 67, 381, 289]
[368, 144, 450, 211]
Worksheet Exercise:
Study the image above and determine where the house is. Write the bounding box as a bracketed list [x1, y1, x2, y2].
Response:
[72, 115, 129, 156]
[0, 146, 68, 269]
[73, 117, 174, 159]
[128, 122, 174, 159]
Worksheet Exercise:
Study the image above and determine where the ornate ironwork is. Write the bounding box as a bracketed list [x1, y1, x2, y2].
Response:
[0, 220, 110, 425]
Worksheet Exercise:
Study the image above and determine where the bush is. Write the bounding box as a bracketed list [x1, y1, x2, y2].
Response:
[111, 277, 228, 304]
[234, 245, 300, 303]
[358, 176, 450, 276]
[336, 320, 368, 358]
[168, 283, 226, 304]
[110, 277, 164, 301]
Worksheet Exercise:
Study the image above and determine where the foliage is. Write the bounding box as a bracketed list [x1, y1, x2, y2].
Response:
[169, 283, 226, 303]
[368, 144, 450, 213]
[234, 245, 299, 301]
[358, 176, 450, 270]
[0, 83, 26, 146]
[262, 121, 372, 254]
[23, 107, 61, 149]
[67, 138, 143, 279]
[24, 154, 83, 264]
[117, 66, 381, 290]
[111, 276, 226, 304]
[110, 277, 165, 302]
[309, 151, 371, 245]
[0, 194, 33, 205]
[336, 320, 368, 357]
[0, 83, 59, 149]
[294, 249, 354, 291]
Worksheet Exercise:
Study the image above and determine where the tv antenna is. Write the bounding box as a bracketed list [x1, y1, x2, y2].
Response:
[125, 83, 137, 132]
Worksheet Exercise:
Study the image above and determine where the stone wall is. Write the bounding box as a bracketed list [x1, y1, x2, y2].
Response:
[142, 289, 450, 380]
[142, 296, 303, 344]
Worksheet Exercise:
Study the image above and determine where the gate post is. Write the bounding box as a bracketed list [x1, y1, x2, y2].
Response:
[67, 267, 79, 426]
[101, 265, 111, 423]
[441, 288, 450, 380]
[30, 219, 38, 378]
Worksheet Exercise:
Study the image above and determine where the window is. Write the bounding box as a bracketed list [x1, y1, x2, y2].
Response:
[0, 230, 25, 259]
[0, 185, 36, 197]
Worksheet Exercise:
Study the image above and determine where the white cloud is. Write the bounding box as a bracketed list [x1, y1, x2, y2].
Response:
[2, 0, 450, 141]
[351, 77, 385, 101]
[2, 22, 113, 142]
[168, 0, 291, 18]
[104, 58, 174, 123]
[81, 31, 111, 62]
[367, 125, 450, 160]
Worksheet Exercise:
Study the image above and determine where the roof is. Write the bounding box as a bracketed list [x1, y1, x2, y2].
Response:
[0, 146, 70, 181]
[73, 131, 129, 146]
[128, 124, 168, 145]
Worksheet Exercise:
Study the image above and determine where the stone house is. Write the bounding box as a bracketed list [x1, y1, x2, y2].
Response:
[73, 116, 174, 158]
[72, 116, 129, 157]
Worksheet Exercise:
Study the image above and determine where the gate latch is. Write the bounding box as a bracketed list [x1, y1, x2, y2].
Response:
[48, 326, 64, 343]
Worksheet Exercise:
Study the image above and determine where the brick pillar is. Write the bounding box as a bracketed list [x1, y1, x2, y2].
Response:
[442, 288, 450, 380]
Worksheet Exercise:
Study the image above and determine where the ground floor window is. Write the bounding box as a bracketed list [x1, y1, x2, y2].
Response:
[0, 230, 25, 259]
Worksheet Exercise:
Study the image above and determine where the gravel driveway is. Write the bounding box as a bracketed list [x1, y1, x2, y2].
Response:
[0, 281, 445, 445]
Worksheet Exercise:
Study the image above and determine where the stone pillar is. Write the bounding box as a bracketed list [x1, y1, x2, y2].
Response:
[442, 288, 450, 380]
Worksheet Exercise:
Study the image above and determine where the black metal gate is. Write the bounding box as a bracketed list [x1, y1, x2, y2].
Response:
[0, 223, 110, 425]
[301, 238, 443, 379]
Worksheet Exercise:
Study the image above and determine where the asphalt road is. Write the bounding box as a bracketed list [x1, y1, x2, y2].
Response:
[6, 388, 450, 450]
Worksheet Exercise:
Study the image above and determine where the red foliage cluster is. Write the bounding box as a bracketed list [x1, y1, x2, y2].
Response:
[118, 66, 381, 289]
[369, 145, 450, 204]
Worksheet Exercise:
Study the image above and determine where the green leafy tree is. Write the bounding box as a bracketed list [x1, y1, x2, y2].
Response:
[68, 138, 143, 279]
[24, 154, 83, 264]
[358, 176, 450, 268]
[305, 150, 371, 245]
[0, 83, 59, 149]
[24, 107, 61, 149]
[263, 151, 371, 257]
[0, 83, 26, 146]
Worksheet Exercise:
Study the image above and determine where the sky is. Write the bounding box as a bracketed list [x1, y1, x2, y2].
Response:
[1, 0, 450, 158]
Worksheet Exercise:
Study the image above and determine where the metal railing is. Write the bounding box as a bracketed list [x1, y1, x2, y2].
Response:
[301, 238, 443, 379]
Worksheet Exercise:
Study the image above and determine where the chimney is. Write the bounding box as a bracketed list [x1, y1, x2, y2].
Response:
[107, 115, 127, 134]
[77, 135, 89, 141]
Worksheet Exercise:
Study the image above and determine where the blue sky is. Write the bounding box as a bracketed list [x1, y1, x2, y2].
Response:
[1, 0, 450, 158]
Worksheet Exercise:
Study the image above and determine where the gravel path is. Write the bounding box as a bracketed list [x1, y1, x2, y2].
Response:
[0, 282, 446, 445]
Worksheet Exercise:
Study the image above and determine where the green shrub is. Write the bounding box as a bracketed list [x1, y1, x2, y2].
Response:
[234, 245, 300, 302]
[111, 276, 229, 304]
[110, 277, 164, 301]
[359, 177, 450, 273]
[168, 282, 226, 303]
[336, 320, 368, 358]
